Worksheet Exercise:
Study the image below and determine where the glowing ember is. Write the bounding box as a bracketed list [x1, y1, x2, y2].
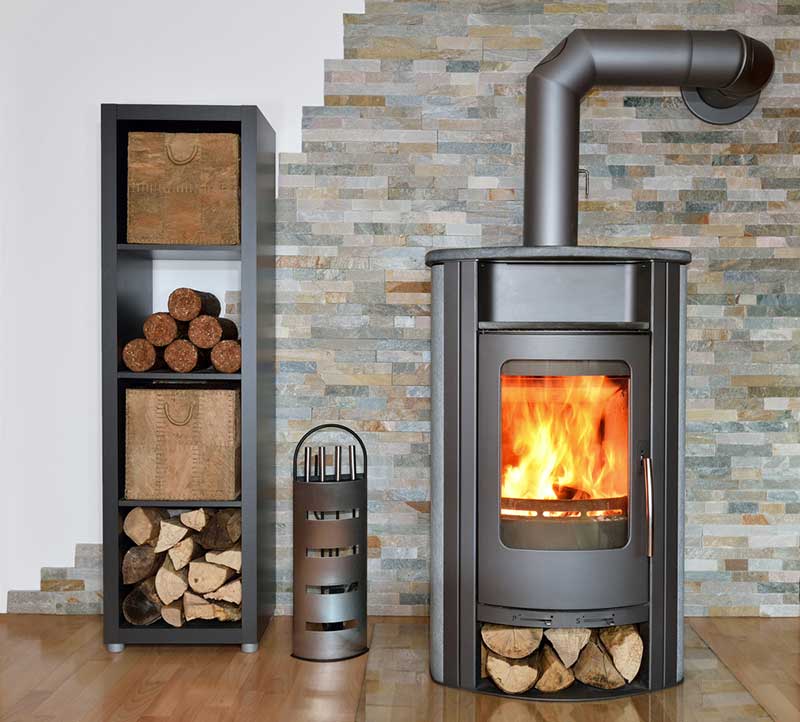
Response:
[501, 374, 628, 518]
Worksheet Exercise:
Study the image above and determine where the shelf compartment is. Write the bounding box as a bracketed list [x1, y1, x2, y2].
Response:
[119, 499, 241, 508]
[117, 244, 242, 261]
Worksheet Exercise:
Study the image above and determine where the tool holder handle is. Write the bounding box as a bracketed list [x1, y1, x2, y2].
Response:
[292, 423, 368, 481]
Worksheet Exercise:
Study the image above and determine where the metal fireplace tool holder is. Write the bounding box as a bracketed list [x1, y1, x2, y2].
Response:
[292, 423, 368, 661]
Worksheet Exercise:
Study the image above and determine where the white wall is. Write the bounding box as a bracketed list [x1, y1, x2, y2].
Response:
[0, 0, 363, 612]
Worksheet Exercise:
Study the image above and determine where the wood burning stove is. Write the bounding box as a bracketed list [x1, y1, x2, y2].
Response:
[426, 28, 774, 701]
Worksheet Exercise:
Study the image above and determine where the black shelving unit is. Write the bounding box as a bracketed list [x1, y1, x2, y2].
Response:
[101, 104, 276, 652]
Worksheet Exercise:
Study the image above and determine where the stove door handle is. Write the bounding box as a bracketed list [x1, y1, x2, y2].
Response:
[641, 454, 654, 558]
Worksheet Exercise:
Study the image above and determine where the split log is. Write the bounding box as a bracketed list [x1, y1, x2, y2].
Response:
[212, 602, 242, 623]
[180, 508, 212, 532]
[544, 627, 592, 668]
[481, 642, 489, 679]
[163, 339, 209, 373]
[168, 288, 221, 322]
[161, 601, 184, 628]
[481, 624, 543, 659]
[121, 545, 163, 585]
[204, 577, 241, 605]
[210, 340, 241, 374]
[155, 556, 189, 605]
[122, 577, 161, 626]
[183, 591, 215, 621]
[142, 312, 186, 347]
[205, 543, 242, 573]
[122, 338, 161, 372]
[599, 625, 643, 683]
[168, 535, 202, 571]
[197, 509, 242, 550]
[188, 560, 234, 594]
[154, 518, 190, 553]
[123, 507, 169, 546]
[535, 644, 575, 693]
[573, 634, 625, 690]
[188, 315, 238, 349]
[486, 650, 538, 695]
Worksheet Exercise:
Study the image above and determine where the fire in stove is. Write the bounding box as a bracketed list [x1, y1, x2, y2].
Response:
[499, 373, 630, 550]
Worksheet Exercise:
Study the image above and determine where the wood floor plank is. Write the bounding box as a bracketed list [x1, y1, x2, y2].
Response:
[690, 617, 800, 722]
[0, 615, 788, 722]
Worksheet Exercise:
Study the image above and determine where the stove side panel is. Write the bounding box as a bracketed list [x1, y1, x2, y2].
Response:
[430, 263, 444, 683]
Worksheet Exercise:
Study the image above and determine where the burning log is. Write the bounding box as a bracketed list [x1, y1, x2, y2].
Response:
[481, 623, 542, 659]
[598, 625, 643, 683]
[535, 643, 574, 693]
[486, 650, 539, 694]
[573, 634, 625, 690]
[543, 627, 591, 667]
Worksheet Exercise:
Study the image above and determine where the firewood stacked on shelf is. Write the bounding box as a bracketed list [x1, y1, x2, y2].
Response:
[479, 623, 643, 694]
[121, 287, 241, 374]
[121, 506, 243, 627]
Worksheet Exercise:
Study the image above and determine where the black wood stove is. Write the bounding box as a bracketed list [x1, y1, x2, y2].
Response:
[426, 28, 773, 700]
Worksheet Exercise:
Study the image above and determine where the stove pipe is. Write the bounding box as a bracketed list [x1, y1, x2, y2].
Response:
[523, 29, 774, 247]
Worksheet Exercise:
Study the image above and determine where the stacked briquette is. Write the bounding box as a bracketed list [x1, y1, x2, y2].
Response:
[121, 288, 241, 374]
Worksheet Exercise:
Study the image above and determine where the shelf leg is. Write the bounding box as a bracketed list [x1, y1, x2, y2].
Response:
[241, 643, 259, 654]
[106, 643, 125, 654]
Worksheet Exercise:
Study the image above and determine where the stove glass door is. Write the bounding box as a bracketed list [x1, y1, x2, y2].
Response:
[478, 333, 650, 612]
[500, 361, 630, 551]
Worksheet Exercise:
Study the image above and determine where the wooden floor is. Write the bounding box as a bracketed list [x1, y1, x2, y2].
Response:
[0, 615, 795, 722]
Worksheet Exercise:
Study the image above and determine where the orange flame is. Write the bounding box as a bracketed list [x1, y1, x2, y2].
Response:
[501, 375, 628, 515]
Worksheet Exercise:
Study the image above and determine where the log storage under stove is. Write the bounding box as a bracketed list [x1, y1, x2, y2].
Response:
[426, 30, 774, 700]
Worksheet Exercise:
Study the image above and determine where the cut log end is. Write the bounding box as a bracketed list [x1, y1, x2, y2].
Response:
[122, 578, 161, 626]
[535, 643, 575, 693]
[161, 601, 185, 628]
[154, 518, 190, 554]
[197, 509, 242, 550]
[155, 556, 189, 606]
[122, 338, 160, 372]
[481, 624, 543, 659]
[486, 650, 538, 695]
[204, 577, 241, 606]
[123, 507, 169, 546]
[188, 560, 234, 594]
[188, 315, 238, 349]
[544, 627, 592, 668]
[142, 312, 184, 347]
[573, 635, 626, 690]
[210, 340, 241, 374]
[183, 591, 215, 622]
[598, 625, 643, 683]
[205, 543, 241, 573]
[168, 288, 221, 322]
[121, 545, 163, 586]
[180, 508, 212, 532]
[164, 339, 208, 373]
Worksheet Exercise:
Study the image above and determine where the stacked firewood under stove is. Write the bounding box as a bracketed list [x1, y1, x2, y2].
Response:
[480, 623, 643, 694]
[121, 506, 242, 627]
[122, 287, 241, 374]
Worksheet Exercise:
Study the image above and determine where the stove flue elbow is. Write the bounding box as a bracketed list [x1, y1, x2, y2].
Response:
[523, 29, 775, 248]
